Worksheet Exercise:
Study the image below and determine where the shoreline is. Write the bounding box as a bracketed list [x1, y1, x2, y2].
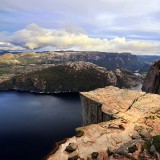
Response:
[0, 83, 143, 95]
[0, 89, 81, 96]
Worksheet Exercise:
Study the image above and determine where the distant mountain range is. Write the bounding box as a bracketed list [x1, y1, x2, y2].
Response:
[0, 51, 159, 93]
[1, 51, 160, 72]
[137, 55, 160, 64]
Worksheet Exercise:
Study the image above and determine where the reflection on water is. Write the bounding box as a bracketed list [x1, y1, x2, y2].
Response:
[0, 91, 82, 160]
[131, 84, 142, 91]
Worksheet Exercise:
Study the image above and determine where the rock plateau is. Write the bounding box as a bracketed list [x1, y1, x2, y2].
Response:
[47, 86, 160, 160]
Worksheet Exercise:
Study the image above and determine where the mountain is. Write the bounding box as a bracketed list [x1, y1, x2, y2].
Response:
[0, 61, 141, 93]
[137, 55, 160, 73]
[90, 52, 143, 71]
[142, 60, 160, 94]
[137, 55, 160, 64]
[0, 51, 144, 72]
[0, 61, 117, 93]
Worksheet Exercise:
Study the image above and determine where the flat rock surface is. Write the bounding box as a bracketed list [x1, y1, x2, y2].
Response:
[81, 86, 145, 115]
[47, 87, 160, 160]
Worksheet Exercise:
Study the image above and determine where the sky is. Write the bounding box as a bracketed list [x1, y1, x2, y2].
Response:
[0, 0, 160, 54]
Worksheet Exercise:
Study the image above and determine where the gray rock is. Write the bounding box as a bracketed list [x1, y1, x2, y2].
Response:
[139, 129, 149, 138]
[65, 143, 77, 153]
[128, 144, 138, 153]
[68, 151, 79, 160]
[107, 146, 115, 156]
[91, 152, 99, 159]
[115, 140, 139, 155]
[134, 125, 142, 132]
[150, 145, 156, 155]
[132, 133, 141, 139]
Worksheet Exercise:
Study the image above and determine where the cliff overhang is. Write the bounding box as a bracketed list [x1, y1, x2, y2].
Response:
[47, 86, 160, 160]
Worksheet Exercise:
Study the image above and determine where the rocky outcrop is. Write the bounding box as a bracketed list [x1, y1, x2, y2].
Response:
[80, 95, 115, 126]
[47, 87, 160, 160]
[0, 61, 117, 93]
[142, 61, 160, 94]
[80, 86, 145, 126]
[114, 69, 142, 88]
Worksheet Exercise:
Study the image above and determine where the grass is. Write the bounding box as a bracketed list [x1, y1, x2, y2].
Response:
[152, 135, 160, 152]
[75, 130, 84, 137]
[143, 135, 160, 153]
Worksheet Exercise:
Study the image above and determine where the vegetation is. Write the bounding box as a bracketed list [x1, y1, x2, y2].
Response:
[152, 135, 160, 152]
[0, 72, 4, 76]
[75, 130, 84, 137]
[143, 135, 160, 153]
[0, 62, 116, 92]
[143, 139, 152, 152]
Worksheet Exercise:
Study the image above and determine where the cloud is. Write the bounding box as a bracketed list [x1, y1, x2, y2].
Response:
[0, 0, 160, 42]
[1, 0, 159, 15]
[0, 23, 159, 54]
[0, 41, 24, 51]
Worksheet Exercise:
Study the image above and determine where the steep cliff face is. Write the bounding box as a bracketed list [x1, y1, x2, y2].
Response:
[80, 95, 115, 126]
[92, 52, 143, 72]
[142, 61, 160, 94]
[0, 61, 117, 93]
[114, 69, 142, 88]
[80, 87, 144, 126]
[47, 87, 160, 160]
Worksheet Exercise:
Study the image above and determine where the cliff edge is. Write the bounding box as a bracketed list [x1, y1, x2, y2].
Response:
[47, 86, 160, 160]
[142, 61, 160, 94]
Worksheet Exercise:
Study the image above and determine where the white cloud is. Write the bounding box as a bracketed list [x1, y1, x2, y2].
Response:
[0, 23, 159, 54]
[0, 0, 160, 42]
[0, 41, 24, 51]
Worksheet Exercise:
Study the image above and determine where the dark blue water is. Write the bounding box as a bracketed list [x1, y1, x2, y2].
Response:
[0, 91, 82, 160]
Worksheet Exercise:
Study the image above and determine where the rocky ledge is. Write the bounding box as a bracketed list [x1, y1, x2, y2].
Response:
[47, 86, 160, 160]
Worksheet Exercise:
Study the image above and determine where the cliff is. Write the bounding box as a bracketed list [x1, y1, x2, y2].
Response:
[142, 61, 160, 94]
[47, 87, 160, 160]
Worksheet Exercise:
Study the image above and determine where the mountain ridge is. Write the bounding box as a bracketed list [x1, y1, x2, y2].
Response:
[0, 51, 144, 72]
[0, 61, 141, 93]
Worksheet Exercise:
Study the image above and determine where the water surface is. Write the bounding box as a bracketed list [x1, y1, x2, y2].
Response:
[0, 91, 82, 160]
[131, 84, 142, 91]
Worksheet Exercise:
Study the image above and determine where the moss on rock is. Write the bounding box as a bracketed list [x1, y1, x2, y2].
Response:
[75, 130, 84, 137]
